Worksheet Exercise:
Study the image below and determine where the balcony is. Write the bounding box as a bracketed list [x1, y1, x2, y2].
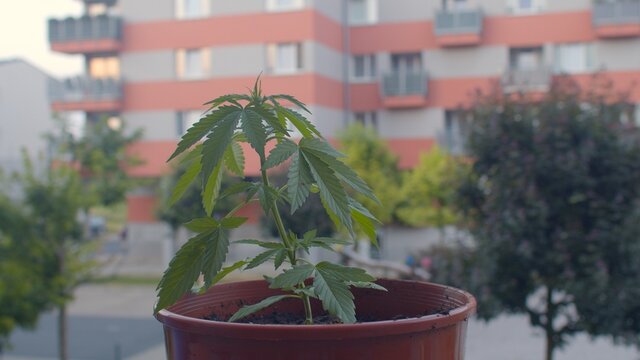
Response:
[434, 9, 484, 47]
[49, 76, 123, 112]
[501, 67, 552, 93]
[381, 71, 429, 108]
[48, 15, 122, 54]
[592, 0, 640, 38]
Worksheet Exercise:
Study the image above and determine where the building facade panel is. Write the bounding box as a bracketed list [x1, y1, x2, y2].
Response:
[210, 44, 266, 78]
[306, 42, 345, 82]
[120, 0, 174, 23]
[377, 107, 444, 139]
[121, 50, 175, 82]
[595, 39, 640, 72]
[123, 110, 178, 141]
[424, 46, 509, 79]
[210, 0, 265, 16]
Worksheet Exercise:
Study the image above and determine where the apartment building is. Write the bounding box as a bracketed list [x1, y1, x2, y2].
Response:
[47, 0, 640, 232]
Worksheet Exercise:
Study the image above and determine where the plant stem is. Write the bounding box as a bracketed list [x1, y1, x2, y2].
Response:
[260, 167, 314, 324]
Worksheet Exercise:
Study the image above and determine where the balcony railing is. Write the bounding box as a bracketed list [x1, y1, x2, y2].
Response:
[49, 76, 122, 104]
[434, 9, 484, 35]
[48, 15, 122, 44]
[593, 0, 640, 25]
[501, 67, 553, 92]
[382, 71, 428, 97]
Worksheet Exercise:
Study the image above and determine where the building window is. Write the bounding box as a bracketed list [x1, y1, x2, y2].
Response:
[554, 43, 595, 74]
[176, 0, 209, 19]
[509, 47, 544, 70]
[267, 43, 303, 74]
[348, 0, 377, 25]
[266, 0, 305, 11]
[351, 112, 378, 131]
[442, 110, 469, 155]
[352, 54, 377, 81]
[176, 111, 202, 136]
[88, 56, 120, 79]
[507, 0, 545, 14]
[176, 48, 211, 79]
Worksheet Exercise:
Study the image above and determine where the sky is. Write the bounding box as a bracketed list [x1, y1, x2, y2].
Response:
[0, 0, 84, 77]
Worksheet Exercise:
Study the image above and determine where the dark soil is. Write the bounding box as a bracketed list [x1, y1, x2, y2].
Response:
[204, 307, 453, 325]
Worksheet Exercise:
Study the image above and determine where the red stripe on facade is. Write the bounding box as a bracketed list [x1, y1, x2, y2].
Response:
[122, 10, 342, 53]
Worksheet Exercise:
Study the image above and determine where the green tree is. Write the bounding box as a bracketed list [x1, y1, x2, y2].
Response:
[0, 189, 61, 355]
[15, 155, 95, 360]
[338, 124, 401, 225]
[452, 77, 640, 360]
[396, 145, 460, 229]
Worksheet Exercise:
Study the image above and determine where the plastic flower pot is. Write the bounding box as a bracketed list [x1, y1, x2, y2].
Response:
[156, 279, 476, 360]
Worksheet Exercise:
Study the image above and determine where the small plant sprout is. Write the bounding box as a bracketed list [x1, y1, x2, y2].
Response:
[154, 78, 385, 324]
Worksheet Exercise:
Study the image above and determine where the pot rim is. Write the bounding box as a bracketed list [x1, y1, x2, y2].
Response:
[156, 279, 477, 341]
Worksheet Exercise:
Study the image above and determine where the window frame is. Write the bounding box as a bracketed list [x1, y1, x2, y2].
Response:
[175, 0, 210, 20]
[265, 0, 306, 12]
[553, 42, 595, 75]
[176, 48, 211, 80]
[351, 54, 377, 82]
[267, 43, 303, 75]
[507, 0, 546, 15]
[351, 111, 379, 132]
[348, 0, 378, 26]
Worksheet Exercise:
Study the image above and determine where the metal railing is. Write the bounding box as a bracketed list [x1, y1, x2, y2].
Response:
[381, 71, 428, 97]
[501, 67, 553, 92]
[434, 8, 484, 35]
[49, 76, 122, 103]
[48, 15, 122, 43]
[593, 0, 640, 25]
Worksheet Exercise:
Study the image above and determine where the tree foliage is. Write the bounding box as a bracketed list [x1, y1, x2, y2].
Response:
[396, 145, 461, 228]
[446, 77, 640, 360]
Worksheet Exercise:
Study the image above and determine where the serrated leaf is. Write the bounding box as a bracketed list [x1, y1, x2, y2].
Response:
[229, 295, 296, 322]
[351, 207, 377, 247]
[346, 281, 387, 291]
[264, 139, 298, 169]
[169, 159, 201, 206]
[313, 265, 356, 323]
[270, 94, 311, 114]
[270, 264, 315, 289]
[155, 232, 208, 313]
[176, 143, 203, 165]
[288, 152, 312, 213]
[241, 109, 267, 161]
[250, 106, 289, 136]
[233, 239, 283, 249]
[274, 106, 314, 138]
[202, 162, 223, 216]
[200, 260, 247, 292]
[201, 109, 242, 180]
[224, 140, 245, 176]
[301, 150, 352, 230]
[273, 249, 288, 269]
[202, 228, 230, 286]
[303, 230, 317, 241]
[184, 217, 219, 233]
[316, 262, 376, 283]
[220, 216, 248, 229]
[219, 181, 253, 200]
[245, 249, 279, 270]
[257, 183, 280, 216]
[169, 106, 240, 161]
[299, 138, 344, 158]
[203, 94, 251, 109]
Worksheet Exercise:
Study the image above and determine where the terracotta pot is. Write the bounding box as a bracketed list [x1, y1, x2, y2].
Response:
[156, 279, 476, 360]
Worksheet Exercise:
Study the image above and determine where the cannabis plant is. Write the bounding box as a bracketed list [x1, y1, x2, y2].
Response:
[154, 79, 383, 324]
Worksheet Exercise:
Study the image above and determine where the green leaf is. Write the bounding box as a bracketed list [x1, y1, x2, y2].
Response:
[245, 249, 279, 270]
[299, 138, 344, 158]
[155, 232, 208, 313]
[224, 140, 245, 176]
[316, 262, 376, 283]
[257, 183, 280, 216]
[201, 228, 230, 286]
[313, 264, 356, 323]
[241, 109, 267, 161]
[351, 207, 377, 247]
[233, 239, 284, 249]
[169, 106, 239, 161]
[273, 249, 288, 269]
[201, 109, 242, 181]
[270, 94, 311, 114]
[203, 94, 251, 109]
[200, 260, 247, 292]
[169, 159, 201, 206]
[229, 295, 297, 322]
[249, 106, 289, 136]
[287, 152, 313, 213]
[220, 216, 248, 229]
[202, 162, 223, 216]
[346, 281, 387, 291]
[184, 217, 219, 233]
[264, 139, 298, 170]
[274, 106, 314, 138]
[270, 264, 315, 289]
[301, 150, 352, 230]
[219, 181, 253, 200]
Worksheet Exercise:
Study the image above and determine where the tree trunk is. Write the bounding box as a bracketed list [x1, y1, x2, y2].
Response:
[544, 287, 555, 360]
[58, 304, 68, 360]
